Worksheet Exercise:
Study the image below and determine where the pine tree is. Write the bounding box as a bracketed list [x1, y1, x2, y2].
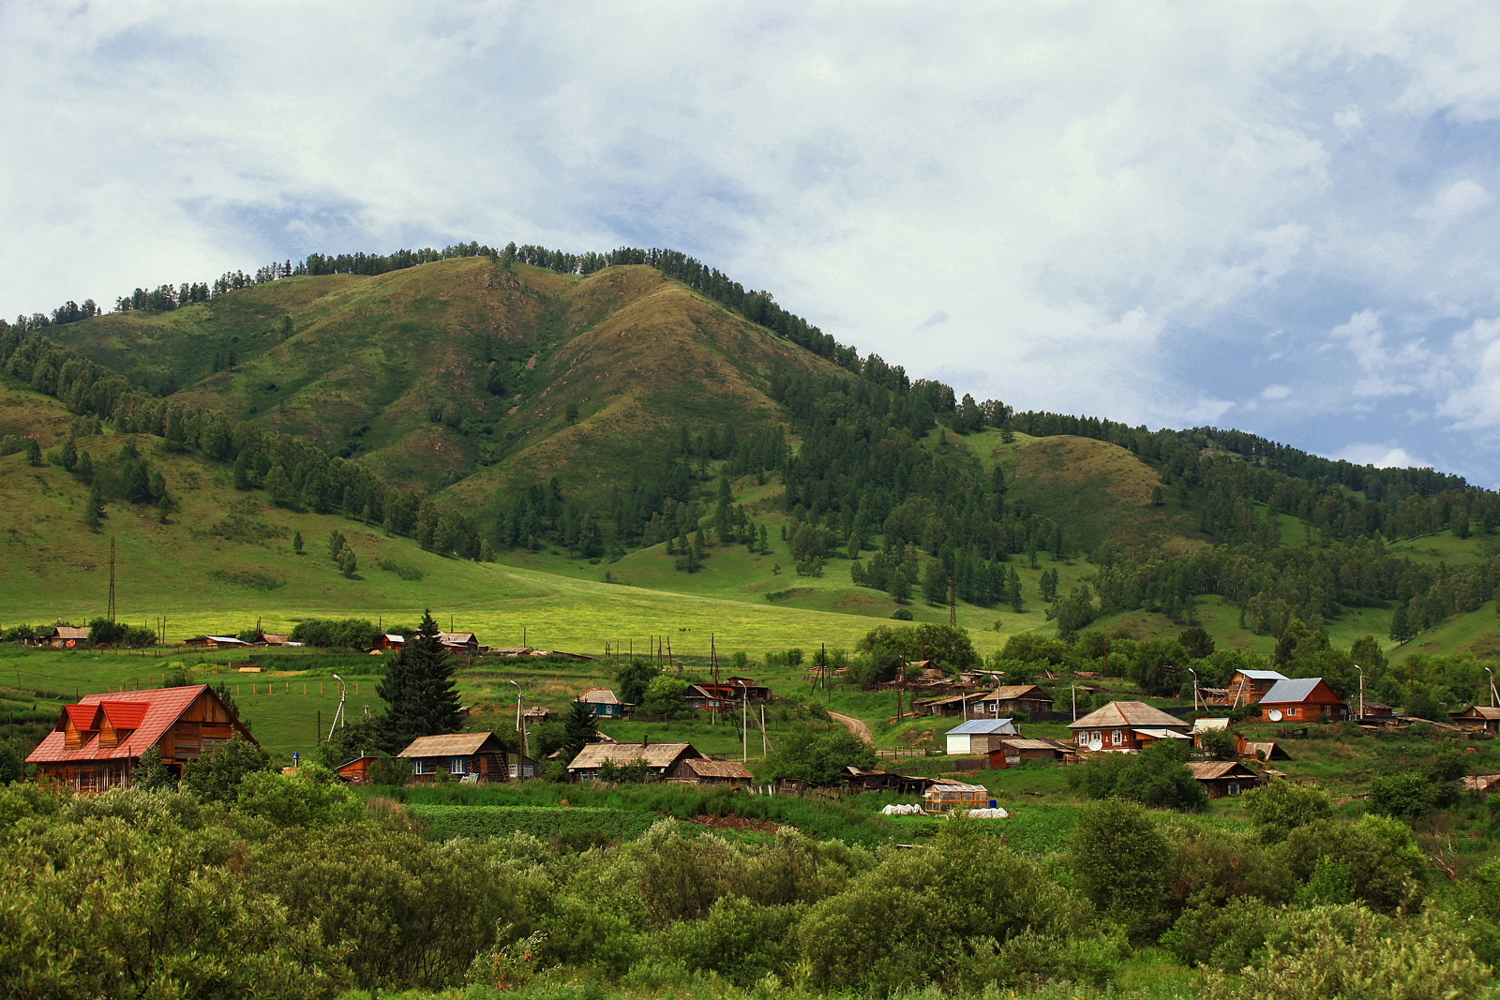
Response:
[61, 436, 77, 471]
[378, 610, 463, 746]
[76, 450, 94, 483]
[25, 438, 42, 466]
[84, 483, 104, 528]
[1390, 602, 1416, 644]
[292, 530, 304, 555]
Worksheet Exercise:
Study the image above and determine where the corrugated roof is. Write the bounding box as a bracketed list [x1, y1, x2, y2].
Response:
[26, 685, 223, 764]
[52, 625, 92, 640]
[980, 685, 1052, 701]
[1133, 728, 1191, 739]
[998, 738, 1072, 752]
[397, 732, 501, 758]
[683, 759, 755, 779]
[1069, 701, 1187, 729]
[567, 742, 700, 770]
[1235, 670, 1288, 681]
[575, 688, 624, 705]
[1192, 718, 1231, 732]
[1261, 677, 1341, 704]
[1457, 706, 1500, 720]
[947, 719, 1017, 735]
[926, 779, 988, 792]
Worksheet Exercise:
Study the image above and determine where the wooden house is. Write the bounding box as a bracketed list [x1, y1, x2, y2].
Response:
[373, 634, 405, 652]
[1257, 677, 1347, 722]
[1463, 774, 1500, 794]
[1452, 706, 1500, 734]
[923, 779, 991, 813]
[38, 625, 93, 648]
[945, 718, 1020, 754]
[335, 754, 383, 784]
[26, 684, 255, 791]
[1225, 669, 1288, 707]
[974, 685, 1054, 718]
[672, 758, 755, 785]
[724, 676, 771, 701]
[1186, 761, 1261, 798]
[437, 632, 481, 653]
[575, 687, 632, 717]
[685, 683, 735, 713]
[843, 767, 935, 794]
[911, 692, 990, 718]
[566, 741, 704, 782]
[1239, 739, 1291, 761]
[1191, 717, 1231, 748]
[1069, 701, 1191, 750]
[398, 731, 511, 782]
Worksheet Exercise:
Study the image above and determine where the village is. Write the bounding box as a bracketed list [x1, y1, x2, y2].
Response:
[17, 619, 1500, 813]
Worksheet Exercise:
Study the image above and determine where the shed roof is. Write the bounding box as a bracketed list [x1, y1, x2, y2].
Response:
[926, 779, 988, 793]
[998, 738, 1074, 752]
[1234, 669, 1288, 681]
[27, 685, 237, 764]
[1133, 728, 1192, 740]
[398, 732, 502, 758]
[51, 625, 92, 640]
[979, 685, 1053, 702]
[947, 719, 1017, 735]
[1186, 761, 1258, 780]
[1455, 706, 1500, 720]
[575, 687, 625, 705]
[1192, 717, 1231, 732]
[1260, 677, 1342, 705]
[1069, 701, 1187, 729]
[682, 758, 755, 780]
[568, 741, 702, 770]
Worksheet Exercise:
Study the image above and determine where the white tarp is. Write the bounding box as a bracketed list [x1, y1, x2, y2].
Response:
[881, 803, 926, 815]
[958, 807, 1009, 819]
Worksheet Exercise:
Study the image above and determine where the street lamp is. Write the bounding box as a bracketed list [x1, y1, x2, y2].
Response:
[736, 679, 748, 762]
[327, 674, 346, 740]
[1355, 664, 1365, 721]
[1487, 667, 1496, 709]
[507, 680, 529, 779]
[1188, 668, 1199, 711]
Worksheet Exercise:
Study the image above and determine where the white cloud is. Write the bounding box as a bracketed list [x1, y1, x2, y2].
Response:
[1261, 384, 1292, 400]
[7, 4, 1500, 479]
[1334, 443, 1424, 469]
[1416, 179, 1494, 228]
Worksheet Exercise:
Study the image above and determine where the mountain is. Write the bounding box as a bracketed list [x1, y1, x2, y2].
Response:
[41, 258, 841, 503]
[6, 243, 1500, 678]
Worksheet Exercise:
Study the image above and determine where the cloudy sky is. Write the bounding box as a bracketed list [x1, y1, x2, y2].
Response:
[5, 2, 1500, 485]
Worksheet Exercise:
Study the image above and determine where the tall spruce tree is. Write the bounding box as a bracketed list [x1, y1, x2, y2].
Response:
[377, 610, 463, 747]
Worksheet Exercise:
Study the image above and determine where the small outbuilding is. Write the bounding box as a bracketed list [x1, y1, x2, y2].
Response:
[945, 718, 1020, 755]
[335, 755, 384, 784]
[182, 635, 252, 650]
[974, 684, 1054, 718]
[1186, 760, 1261, 798]
[672, 758, 755, 785]
[575, 688, 633, 717]
[566, 741, 704, 782]
[923, 779, 991, 813]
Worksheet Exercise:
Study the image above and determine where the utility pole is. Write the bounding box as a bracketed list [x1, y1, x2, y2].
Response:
[108, 537, 116, 623]
[1356, 665, 1365, 720]
[738, 679, 748, 762]
[508, 679, 528, 778]
[949, 573, 957, 627]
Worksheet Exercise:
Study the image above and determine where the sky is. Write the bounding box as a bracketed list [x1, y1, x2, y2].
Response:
[4, 2, 1500, 485]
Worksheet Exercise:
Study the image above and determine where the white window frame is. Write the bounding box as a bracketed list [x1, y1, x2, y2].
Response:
[1111, 730, 1123, 745]
[450, 757, 467, 774]
[411, 759, 427, 775]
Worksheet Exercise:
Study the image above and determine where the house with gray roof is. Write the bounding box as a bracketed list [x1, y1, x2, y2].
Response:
[1257, 677, 1346, 722]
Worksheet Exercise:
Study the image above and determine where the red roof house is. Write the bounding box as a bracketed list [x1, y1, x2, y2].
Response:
[26, 684, 255, 792]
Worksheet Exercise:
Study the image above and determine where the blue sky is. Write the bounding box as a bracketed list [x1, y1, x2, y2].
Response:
[4, 2, 1500, 484]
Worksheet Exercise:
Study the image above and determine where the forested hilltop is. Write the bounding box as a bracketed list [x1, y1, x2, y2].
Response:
[4, 241, 1499, 666]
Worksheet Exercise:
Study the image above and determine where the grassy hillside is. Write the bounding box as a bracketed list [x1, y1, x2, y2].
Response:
[43, 259, 846, 505]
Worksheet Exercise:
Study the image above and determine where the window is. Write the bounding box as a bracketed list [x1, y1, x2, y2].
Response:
[1111, 730, 1123, 745]
[450, 757, 467, 775]
[411, 759, 427, 775]
[1285, 707, 1298, 718]
[1228, 782, 1242, 796]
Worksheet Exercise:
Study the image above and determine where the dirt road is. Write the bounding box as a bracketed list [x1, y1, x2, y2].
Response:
[830, 711, 874, 746]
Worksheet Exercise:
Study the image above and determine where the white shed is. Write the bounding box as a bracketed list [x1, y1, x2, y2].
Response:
[945, 718, 1019, 755]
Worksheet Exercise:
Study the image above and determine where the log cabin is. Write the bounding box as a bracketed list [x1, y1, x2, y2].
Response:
[1452, 705, 1500, 734]
[1068, 701, 1191, 750]
[1225, 669, 1288, 707]
[398, 732, 512, 782]
[26, 684, 255, 791]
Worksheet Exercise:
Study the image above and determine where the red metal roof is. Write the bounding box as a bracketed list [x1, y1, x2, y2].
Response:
[27, 685, 213, 764]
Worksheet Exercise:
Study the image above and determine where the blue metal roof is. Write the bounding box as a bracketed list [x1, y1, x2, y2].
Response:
[947, 719, 1015, 735]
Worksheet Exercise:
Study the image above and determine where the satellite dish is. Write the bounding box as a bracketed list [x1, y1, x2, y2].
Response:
[1087, 738, 1103, 752]
[1267, 709, 1284, 722]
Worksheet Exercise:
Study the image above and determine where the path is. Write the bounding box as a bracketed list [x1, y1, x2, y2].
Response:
[830, 711, 874, 746]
